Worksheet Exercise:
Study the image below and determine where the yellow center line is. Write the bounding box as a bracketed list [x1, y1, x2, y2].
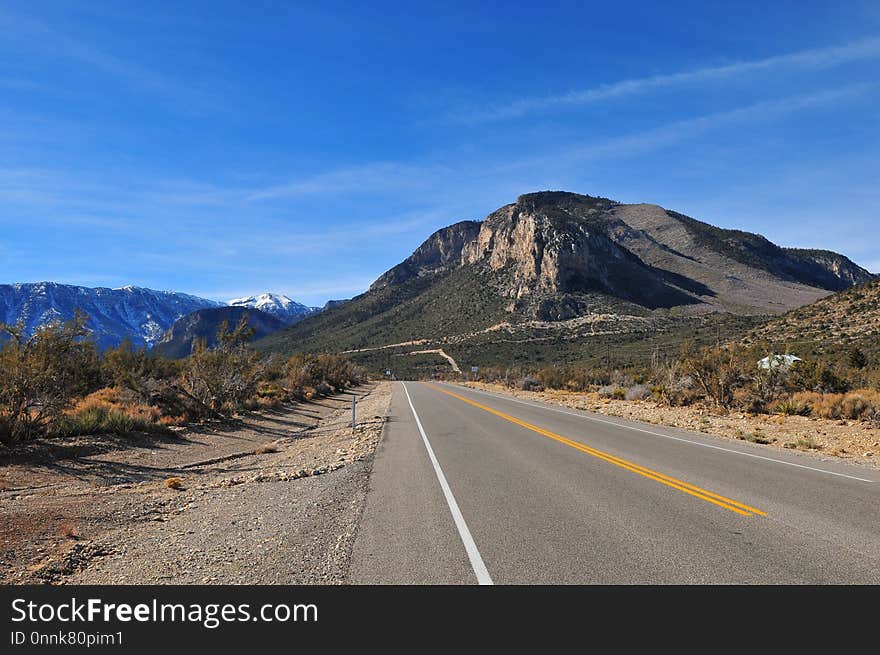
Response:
[426, 383, 767, 518]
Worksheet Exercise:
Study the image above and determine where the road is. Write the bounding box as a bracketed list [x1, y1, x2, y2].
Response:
[348, 381, 880, 584]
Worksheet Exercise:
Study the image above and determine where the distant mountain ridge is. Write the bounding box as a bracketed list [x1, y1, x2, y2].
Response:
[153, 306, 286, 358]
[0, 284, 323, 351]
[258, 190, 874, 371]
[0, 282, 222, 350]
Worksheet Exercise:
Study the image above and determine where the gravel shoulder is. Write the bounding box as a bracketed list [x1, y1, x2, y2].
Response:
[461, 382, 879, 469]
[0, 382, 392, 585]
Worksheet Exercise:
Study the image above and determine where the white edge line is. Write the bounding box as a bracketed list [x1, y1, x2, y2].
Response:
[445, 383, 874, 484]
[402, 382, 494, 585]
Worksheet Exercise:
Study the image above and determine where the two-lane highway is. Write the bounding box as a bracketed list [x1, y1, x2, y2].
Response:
[348, 382, 880, 584]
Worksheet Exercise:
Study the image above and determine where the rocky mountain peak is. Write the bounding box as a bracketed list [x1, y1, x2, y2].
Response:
[228, 292, 317, 324]
[369, 220, 482, 290]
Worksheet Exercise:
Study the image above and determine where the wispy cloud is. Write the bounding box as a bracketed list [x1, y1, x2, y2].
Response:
[0, 9, 213, 110]
[252, 83, 876, 202]
[248, 162, 452, 201]
[451, 35, 880, 123]
[507, 83, 877, 170]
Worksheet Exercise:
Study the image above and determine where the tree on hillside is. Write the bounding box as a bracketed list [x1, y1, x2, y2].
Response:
[848, 347, 868, 370]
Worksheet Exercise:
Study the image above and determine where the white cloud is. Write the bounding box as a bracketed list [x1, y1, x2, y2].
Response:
[452, 35, 880, 123]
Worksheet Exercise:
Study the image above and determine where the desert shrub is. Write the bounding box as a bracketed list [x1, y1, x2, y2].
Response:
[597, 386, 626, 400]
[49, 406, 168, 438]
[0, 311, 102, 444]
[72, 387, 164, 423]
[650, 353, 696, 406]
[608, 370, 632, 389]
[848, 347, 869, 370]
[795, 436, 822, 450]
[183, 317, 266, 414]
[101, 339, 180, 396]
[285, 353, 365, 396]
[682, 344, 749, 409]
[769, 397, 812, 416]
[625, 384, 650, 401]
[788, 359, 849, 394]
[519, 376, 542, 391]
[789, 390, 880, 422]
[536, 368, 566, 390]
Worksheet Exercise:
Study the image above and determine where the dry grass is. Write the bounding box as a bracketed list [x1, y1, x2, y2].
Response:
[68, 387, 188, 428]
[59, 521, 79, 540]
[790, 389, 880, 422]
[164, 477, 184, 490]
[71, 387, 162, 422]
[254, 443, 280, 455]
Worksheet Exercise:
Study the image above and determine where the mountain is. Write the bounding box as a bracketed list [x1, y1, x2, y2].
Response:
[0, 282, 222, 350]
[228, 293, 318, 324]
[153, 306, 286, 359]
[257, 191, 873, 374]
[321, 299, 349, 311]
[743, 278, 880, 363]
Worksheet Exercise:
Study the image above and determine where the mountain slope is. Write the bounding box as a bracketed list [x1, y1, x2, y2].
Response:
[258, 191, 873, 371]
[228, 293, 317, 324]
[743, 278, 880, 362]
[0, 282, 222, 350]
[153, 306, 286, 359]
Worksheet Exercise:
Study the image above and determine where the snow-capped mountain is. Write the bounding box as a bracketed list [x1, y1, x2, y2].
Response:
[227, 293, 318, 324]
[0, 282, 222, 350]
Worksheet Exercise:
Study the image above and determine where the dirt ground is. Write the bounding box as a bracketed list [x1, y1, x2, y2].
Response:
[0, 381, 392, 585]
[461, 382, 880, 468]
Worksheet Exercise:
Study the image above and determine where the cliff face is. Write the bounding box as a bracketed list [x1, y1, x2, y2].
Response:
[460, 193, 698, 311]
[780, 249, 874, 291]
[369, 220, 482, 290]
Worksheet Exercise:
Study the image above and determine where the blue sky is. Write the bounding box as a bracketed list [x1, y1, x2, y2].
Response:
[1, 1, 878, 305]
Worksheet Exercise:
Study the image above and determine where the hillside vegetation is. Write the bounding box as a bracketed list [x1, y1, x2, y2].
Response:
[745, 278, 880, 367]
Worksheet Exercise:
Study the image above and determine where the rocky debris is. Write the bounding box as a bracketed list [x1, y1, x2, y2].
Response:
[32, 541, 112, 583]
[215, 463, 345, 488]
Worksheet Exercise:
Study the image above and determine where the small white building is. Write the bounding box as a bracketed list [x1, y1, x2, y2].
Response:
[757, 354, 802, 371]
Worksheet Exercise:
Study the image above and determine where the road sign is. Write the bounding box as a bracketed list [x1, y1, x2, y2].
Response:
[385, 370, 392, 376]
[471, 366, 479, 373]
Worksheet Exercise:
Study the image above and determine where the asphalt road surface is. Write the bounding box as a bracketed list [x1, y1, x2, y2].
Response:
[348, 382, 880, 584]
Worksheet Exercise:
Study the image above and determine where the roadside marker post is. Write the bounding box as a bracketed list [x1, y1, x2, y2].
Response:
[352, 394, 357, 431]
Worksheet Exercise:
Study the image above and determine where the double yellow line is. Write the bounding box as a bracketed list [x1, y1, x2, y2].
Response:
[427, 384, 766, 517]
